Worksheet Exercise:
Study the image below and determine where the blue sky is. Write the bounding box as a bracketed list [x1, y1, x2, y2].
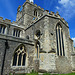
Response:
[0, 0, 75, 46]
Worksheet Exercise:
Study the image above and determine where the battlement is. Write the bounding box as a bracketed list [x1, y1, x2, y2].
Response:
[21, 0, 44, 12]
[16, 0, 68, 28]
[0, 17, 11, 24]
[17, 5, 21, 12]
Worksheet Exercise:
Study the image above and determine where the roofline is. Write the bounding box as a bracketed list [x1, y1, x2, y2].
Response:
[25, 15, 69, 31]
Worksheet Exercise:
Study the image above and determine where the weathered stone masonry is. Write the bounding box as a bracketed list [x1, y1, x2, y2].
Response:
[0, 0, 75, 75]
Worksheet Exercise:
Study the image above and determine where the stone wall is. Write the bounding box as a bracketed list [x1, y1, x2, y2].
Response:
[0, 0, 74, 74]
[0, 34, 34, 75]
[24, 15, 73, 73]
[71, 54, 75, 72]
[55, 56, 72, 74]
[16, 1, 44, 29]
[0, 40, 6, 75]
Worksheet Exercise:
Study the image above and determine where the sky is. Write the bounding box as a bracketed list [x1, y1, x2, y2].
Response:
[0, 0, 75, 46]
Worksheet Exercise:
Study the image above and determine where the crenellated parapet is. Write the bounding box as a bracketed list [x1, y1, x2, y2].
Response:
[0, 17, 3, 22]
[22, 0, 44, 12]
[43, 10, 68, 27]
[16, 0, 69, 29]
[17, 5, 21, 12]
[0, 17, 11, 24]
[4, 19, 11, 24]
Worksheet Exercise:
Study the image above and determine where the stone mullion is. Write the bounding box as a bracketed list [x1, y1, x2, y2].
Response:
[17, 30, 19, 37]
[5, 27, 7, 34]
[37, 44, 39, 58]
[62, 30, 65, 56]
[61, 29, 63, 56]
[60, 28, 62, 56]
[58, 27, 60, 56]
[1, 26, 3, 34]
[21, 54, 23, 66]
[16, 54, 19, 66]
[56, 27, 59, 56]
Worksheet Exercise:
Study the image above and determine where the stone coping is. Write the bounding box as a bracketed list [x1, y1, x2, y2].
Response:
[0, 34, 34, 45]
[25, 15, 69, 31]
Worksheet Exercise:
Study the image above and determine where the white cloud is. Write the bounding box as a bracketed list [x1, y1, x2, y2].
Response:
[70, 0, 75, 6]
[58, 0, 75, 7]
[72, 38, 75, 47]
[56, 6, 60, 10]
[29, 0, 33, 2]
[58, 0, 69, 5]
[56, 0, 75, 21]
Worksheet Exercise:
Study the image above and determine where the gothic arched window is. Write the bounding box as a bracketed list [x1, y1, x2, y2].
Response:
[36, 41, 40, 58]
[56, 24, 65, 56]
[12, 45, 26, 66]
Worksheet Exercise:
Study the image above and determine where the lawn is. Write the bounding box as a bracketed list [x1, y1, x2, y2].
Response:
[9, 72, 75, 75]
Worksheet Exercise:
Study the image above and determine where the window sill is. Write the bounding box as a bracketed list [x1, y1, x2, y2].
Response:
[11, 66, 27, 69]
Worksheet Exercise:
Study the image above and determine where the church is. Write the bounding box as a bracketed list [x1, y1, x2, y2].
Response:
[0, 0, 75, 75]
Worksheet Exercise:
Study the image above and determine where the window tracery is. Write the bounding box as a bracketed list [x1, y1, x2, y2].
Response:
[56, 24, 65, 56]
[12, 45, 26, 66]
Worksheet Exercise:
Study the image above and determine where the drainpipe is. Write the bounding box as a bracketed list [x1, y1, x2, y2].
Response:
[1, 40, 9, 75]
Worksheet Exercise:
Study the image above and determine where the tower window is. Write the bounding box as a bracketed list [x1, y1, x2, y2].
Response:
[34, 10, 37, 17]
[0, 25, 6, 34]
[12, 45, 26, 66]
[56, 24, 65, 56]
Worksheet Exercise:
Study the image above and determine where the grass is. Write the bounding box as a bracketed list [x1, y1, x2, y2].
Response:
[55, 73, 75, 75]
[9, 73, 75, 75]
[43, 73, 51, 75]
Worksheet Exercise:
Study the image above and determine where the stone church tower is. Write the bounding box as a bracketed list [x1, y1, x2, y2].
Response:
[0, 0, 75, 75]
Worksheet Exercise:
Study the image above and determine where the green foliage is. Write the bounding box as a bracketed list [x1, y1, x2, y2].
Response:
[15, 74, 26, 75]
[43, 73, 51, 75]
[57, 73, 75, 75]
[26, 70, 38, 75]
[9, 73, 26, 75]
